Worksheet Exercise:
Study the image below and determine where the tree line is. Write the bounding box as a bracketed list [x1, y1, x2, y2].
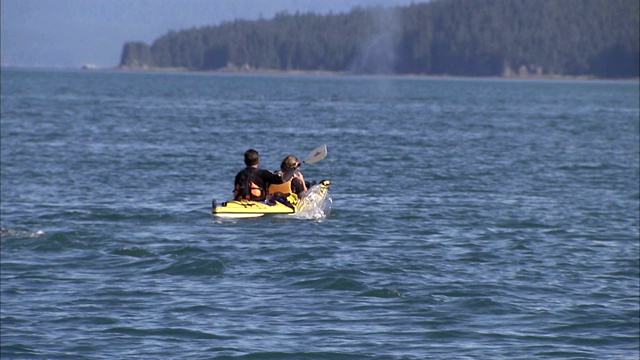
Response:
[119, 0, 639, 78]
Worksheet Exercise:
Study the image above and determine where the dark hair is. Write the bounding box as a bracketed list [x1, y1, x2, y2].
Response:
[244, 149, 260, 166]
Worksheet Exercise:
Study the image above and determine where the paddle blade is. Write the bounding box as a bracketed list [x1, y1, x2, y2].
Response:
[282, 168, 296, 182]
[303, 144, 327, 164]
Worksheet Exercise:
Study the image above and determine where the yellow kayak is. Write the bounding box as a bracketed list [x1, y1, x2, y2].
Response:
[212, 179, 331, 219]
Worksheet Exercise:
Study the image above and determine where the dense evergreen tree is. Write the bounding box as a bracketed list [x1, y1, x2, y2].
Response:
[120, 42, 153, 68]
[119, 0, 639, 78]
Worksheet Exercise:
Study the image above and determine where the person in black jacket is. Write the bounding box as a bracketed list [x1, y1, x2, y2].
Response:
[233, 149, 283, 201]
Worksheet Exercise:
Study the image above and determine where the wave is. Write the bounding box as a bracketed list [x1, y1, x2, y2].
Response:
[147, 257, 225, 276]
[0, 226, 46, 240]
[357, 288, 405, 298]
[103, 326, 232, 340]
[210, 351, 368, 360]
[292, 277, 368, 291]
[112, 246, 156, 258]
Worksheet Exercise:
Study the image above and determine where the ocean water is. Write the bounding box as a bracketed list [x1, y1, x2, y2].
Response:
[1, 68, 638, 359]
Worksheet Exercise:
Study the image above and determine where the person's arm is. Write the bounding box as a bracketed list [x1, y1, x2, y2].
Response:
[233, 171, 242, 199]
[293, 171, 307, 191]
[291, 178, 305, 194]
[259, 169, 283, 184]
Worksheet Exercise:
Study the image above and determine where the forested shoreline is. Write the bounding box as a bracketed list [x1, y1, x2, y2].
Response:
[119, 0, 639, 78]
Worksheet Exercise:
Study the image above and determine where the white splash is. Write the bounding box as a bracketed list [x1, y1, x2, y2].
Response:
[292, 183, 333, 220]
[0, 227, 46, 239]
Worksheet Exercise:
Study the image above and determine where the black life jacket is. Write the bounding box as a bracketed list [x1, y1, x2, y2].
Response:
[234, 168, 264, 201]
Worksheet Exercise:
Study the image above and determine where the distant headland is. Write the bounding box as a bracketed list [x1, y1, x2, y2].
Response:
[118, 0, 639, 79]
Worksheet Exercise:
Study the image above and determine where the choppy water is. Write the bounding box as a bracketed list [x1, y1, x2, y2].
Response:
[1, 68, 639, 359]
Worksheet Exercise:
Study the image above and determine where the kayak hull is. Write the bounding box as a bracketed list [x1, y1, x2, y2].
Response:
[212, 179, 330, 219]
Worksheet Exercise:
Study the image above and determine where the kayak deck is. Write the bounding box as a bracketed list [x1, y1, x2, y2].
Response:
[212, 179, 330, 219]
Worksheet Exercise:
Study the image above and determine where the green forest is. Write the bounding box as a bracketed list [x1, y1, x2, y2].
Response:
[119, 0, 639, 78]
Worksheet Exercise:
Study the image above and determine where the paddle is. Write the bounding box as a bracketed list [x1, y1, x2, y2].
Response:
[302, 144, 328, 165]
[282, 144, 327, 182]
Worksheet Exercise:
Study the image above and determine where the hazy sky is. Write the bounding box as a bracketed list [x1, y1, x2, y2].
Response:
[1, 0, 424, 68]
